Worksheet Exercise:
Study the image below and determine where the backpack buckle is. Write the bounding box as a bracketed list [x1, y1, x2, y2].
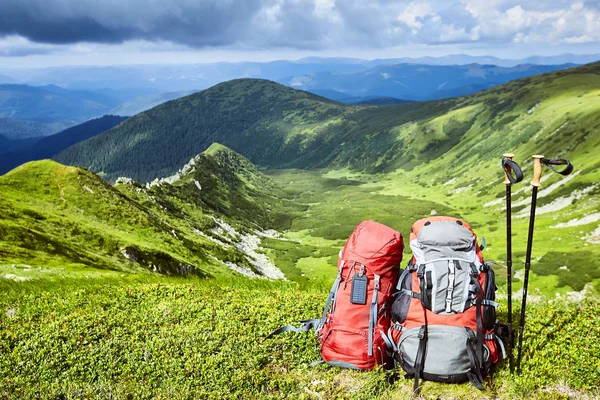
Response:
[358, 264, 365, 277]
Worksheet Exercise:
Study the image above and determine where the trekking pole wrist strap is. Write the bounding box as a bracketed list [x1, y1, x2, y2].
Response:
[501, 158, 524, 184]
[541, 158, 574, 176]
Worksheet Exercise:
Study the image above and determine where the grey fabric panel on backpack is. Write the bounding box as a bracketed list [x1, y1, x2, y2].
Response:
[399, 325, 489, 376]
[417, 221, 475, 261]
[423, 260, 472, 314]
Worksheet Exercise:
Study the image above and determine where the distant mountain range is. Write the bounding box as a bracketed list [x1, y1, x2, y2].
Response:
[0, 118, 75, 142]
[0, 73, 16, 84]
[1, 53, 597, 93]
[283, 63, 576, 101]
[0, 54, 596, 144]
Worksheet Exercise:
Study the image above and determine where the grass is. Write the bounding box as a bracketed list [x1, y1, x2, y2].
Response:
[1, 277, 599, 399]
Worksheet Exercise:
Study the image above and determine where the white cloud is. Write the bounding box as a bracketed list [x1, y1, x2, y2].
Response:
[397, 2, 434, 32]
[0, 0, 599, 62]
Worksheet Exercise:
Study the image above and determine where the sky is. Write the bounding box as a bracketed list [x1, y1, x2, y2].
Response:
[1, 0, 599, 67]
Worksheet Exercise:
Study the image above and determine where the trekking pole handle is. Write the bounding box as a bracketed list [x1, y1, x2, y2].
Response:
[531, 155, 544, 187]
[502, 153, 523, 185]
[503, 153, 514, 185]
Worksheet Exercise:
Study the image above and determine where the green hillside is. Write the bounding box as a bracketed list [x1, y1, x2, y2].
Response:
[57, 63, 600, 183]
[50, 62, 600, 293]
[0, 145, 291, 281]
[3, 63, 600, 398]
[55, 79, 347, 182]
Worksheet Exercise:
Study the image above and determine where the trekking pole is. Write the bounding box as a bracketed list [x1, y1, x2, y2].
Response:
[516, 156, 573, 374]
[516, 155, 543, 374]
[501, 153, 523, 374]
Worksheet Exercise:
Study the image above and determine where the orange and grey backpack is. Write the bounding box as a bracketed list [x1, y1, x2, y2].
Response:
[268, 220, 403, 370]
[389, 216, 506, 391]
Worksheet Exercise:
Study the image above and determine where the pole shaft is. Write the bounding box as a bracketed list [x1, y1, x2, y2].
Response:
[516, 185, 538, 374]
[506, 184, 513, 372]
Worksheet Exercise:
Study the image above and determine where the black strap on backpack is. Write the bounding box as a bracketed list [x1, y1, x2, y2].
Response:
[413, 325, 427, 394]
[469, 263, 486, 390]
[473, 269, 484, 370]
[466, 329, 485, 390]
[413, 297, 429, 394]
[541, 158, 574, 176]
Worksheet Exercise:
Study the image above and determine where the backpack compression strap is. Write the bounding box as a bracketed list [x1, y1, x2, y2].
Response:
[466, 329, 485, 390]
[265, 319, 321, 338]
[413, 325, 428, 394]
[266, 263, 343, 339]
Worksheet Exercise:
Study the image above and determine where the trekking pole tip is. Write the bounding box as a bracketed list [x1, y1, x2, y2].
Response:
[531, 155, 544, 187]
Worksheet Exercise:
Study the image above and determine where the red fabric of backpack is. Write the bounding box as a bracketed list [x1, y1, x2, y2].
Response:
[318, 220, 403, 370]
[268, 220, 403, 370]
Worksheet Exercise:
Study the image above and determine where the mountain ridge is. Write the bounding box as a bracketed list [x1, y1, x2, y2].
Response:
[55, 62, 600, 183]
[1, 143, 289, 280]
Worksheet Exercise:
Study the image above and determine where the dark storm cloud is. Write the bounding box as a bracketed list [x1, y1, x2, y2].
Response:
[0, 0, 264, 46]
[0, 0, 599, 50]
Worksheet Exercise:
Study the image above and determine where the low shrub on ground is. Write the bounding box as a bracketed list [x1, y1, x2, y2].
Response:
[1, 277, 598, 399]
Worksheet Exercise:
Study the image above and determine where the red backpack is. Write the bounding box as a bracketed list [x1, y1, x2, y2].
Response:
[389, 216, 506, 391]
[268, 220, 403, 370]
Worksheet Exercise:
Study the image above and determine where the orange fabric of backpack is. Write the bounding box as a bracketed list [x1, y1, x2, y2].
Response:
[389, 216, 504, 391]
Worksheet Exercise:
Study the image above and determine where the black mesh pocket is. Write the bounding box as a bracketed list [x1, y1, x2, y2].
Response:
[483, 266, 496, 330]
[391, 269, 412, 323]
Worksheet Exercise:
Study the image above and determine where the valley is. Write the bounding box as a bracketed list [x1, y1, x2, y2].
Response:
[1, 62, 600, 398]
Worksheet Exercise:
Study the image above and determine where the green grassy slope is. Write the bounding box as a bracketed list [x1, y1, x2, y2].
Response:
[0, 144, 290, 281]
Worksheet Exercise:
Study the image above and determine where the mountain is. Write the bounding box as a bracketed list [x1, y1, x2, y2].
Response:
[365, 53, 600, 67]
[56, 63, 597, 183]
[0, 135, 40, 154]
[0, 115, 128, 174]
[109, 90, 198, 116]
[52, 63, 600, 292]
[55, 79, 347, 182]
[0, 84, 124, 122]
[306, 89, 411, 104]
[0, 144, 288, 279]
[342, 96, 411, 105]
[1, 61, 372, 93]
[279, 63, 576, 101]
